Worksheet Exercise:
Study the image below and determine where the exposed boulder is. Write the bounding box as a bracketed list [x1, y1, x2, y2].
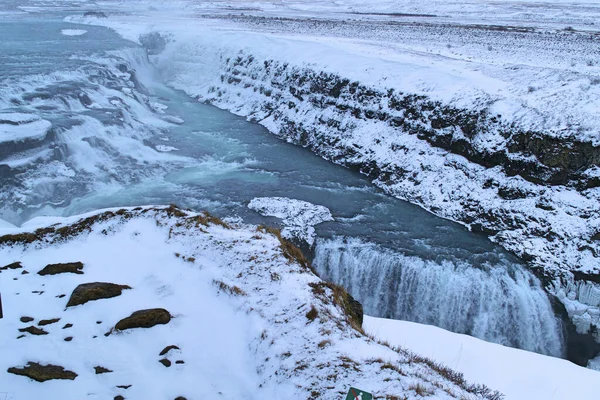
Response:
[20, 316, 34, 323]
[38, 262, 84, 276]
[0, 262, 22, 271]
[7, 362, 77, 382]
[159, 345, 180, 356]
[94, 366, 112, 374]
[19, 326, 48, 336]
[115, 308, 171, 331]
[66, 282, 131, 307]
[38, 318, 60, 326]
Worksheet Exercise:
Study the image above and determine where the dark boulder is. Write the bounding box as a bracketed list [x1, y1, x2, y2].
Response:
[115, 308, 171, 331]
[0, 262, 22, 271]
[7, 362, 77, 382]
[66, 282, 131, 307]
[38, 262, 84, 276]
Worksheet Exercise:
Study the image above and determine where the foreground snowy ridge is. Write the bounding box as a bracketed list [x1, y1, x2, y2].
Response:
[0, 206, 501, 399]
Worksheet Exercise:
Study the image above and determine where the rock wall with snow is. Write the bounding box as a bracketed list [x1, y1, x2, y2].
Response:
[145, 34, 600, 352]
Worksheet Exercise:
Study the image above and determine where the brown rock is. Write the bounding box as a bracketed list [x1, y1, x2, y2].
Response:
[94, 366, 112, 374]
[19, 326, 48, 336]
[20, 316, 34, 323]
[159, 359, 171, 368]
[159, 345, 180, 356]
[7, 362, 77, 382]
[115, 308, 171, 331]
[1, 262, 22, 271]
[66, 282, 131, 307]
[39, 318, 60, 326]
[38, 262, 84, 276]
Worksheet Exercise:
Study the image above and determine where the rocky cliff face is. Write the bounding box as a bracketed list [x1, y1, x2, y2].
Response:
[163, 50, 600, 362]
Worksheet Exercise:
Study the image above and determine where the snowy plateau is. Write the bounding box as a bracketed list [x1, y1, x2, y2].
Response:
[2, 0, 600, 399]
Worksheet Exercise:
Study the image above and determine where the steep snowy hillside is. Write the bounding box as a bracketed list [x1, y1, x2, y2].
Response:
[0, 206, 501, 399]
[63, 0, 600, 361]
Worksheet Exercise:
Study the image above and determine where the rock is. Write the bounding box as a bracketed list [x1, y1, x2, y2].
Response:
[117, 385, 132, 389]
[7, 362, 77, 382]
[66, 282, 131, 307]
[20, 316, 34, 323]
[64, 337, 73, 342]
[115, 308, 171, 331]
[56, 294, 66, 298]
[38, 262, 84, 276]
[175, 360, 185, 364]
[62, 323, 73, 329]
[19, 326, 48, 336]
[39, 318, 60, 326]
[159, 345, 180, 356]
[1, 262, 22, 271]
[94, 366, 112, 374]
[21, 270, 29, 275]
[114, 396, 125, 400]
[174, 397, 187, 400]
[159, 359, 171, 368]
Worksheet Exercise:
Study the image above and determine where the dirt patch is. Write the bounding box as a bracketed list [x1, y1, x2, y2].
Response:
[38, 262, 84, 276]
[7, 362, 77, 382]
[115, 308, 171, 331]
[67, 282, 131, 307]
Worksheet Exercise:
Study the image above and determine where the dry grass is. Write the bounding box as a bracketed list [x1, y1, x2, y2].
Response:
[212, 280, 247, 296]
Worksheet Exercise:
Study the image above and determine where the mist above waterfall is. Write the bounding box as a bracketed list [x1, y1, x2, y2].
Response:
[314, 237, 565, 357]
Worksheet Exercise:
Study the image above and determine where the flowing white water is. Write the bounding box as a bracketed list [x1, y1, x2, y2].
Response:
[314, 237, 565, 357]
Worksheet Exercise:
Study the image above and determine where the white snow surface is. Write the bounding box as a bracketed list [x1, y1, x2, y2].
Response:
[248, 197, 333, 245]
[0, 113, 51, 144]
[364, 315, 600, 400]
[60, 29, 87, 36]
[0, 206, 491, 399]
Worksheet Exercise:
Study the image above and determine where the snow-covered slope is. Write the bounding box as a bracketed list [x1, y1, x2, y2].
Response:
[0, 206, 500, 399]
[365, 316, 600, 400]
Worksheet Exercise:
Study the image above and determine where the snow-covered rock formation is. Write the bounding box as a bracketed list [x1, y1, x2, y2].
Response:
[248, 197, 333, 245]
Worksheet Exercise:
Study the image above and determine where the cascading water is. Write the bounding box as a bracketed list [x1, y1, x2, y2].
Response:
[314, 237, 565, 357]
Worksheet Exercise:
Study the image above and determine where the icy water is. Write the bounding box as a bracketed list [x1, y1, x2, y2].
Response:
[0, 13, 565, 357]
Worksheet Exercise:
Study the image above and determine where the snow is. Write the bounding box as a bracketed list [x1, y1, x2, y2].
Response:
[364, 315, 600, 400]
[155, 144, 179, 152]
[0, 206, 490, 399]
[60, 29, 87, 36]
[0, 113, 51, 144]
[248, 197, 333, 245]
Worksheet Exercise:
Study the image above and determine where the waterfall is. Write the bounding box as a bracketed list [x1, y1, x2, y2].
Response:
[314, 237, 565, 357]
